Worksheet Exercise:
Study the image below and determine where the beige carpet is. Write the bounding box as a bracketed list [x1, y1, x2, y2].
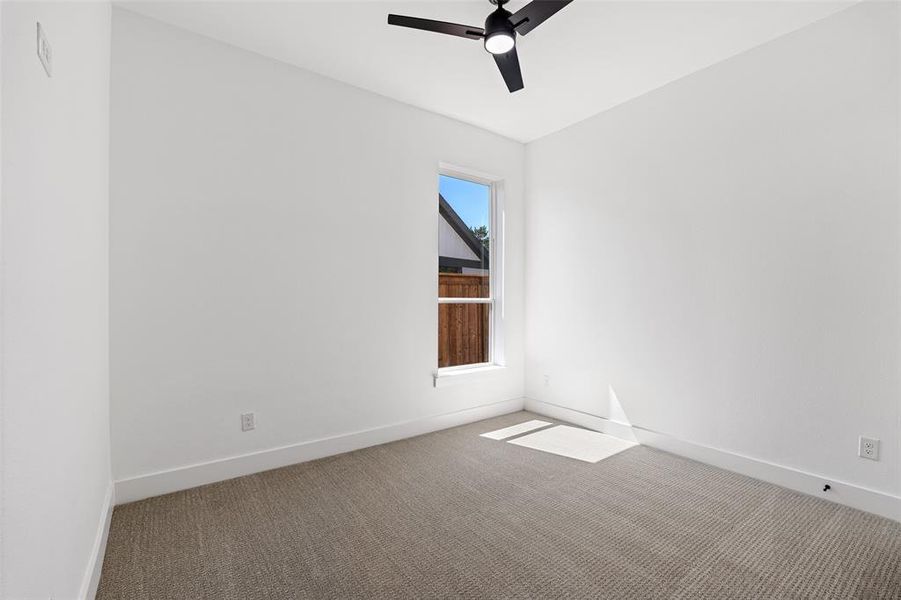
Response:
[97, 412, 901, 599]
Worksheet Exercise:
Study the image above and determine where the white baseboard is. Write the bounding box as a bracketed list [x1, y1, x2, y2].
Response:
[525, 398, 901, 523]
[116, 398, 525, 504]
[79, 481, 115, 600]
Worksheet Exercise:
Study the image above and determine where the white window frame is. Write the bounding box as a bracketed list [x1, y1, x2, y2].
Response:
[435, 163, 506, 380]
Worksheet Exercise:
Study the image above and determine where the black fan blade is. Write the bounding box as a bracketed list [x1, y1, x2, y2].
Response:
[493, 48, 524, 93]
[509, 0, 573, 36]
[387, 15, 484, 40]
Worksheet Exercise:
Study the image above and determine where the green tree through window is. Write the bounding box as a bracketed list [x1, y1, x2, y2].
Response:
[470, 225, 489, 249]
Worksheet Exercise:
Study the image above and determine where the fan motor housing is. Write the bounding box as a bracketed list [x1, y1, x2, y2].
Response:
[484, 7, 515, 40]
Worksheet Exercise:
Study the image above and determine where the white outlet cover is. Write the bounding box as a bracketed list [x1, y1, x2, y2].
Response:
[36, 23, 52, 77]
[858, 436, 879, 461]
[241, 412, 255, 432]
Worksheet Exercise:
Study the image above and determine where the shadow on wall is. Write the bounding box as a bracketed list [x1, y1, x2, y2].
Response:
[607, 385, 638, 442]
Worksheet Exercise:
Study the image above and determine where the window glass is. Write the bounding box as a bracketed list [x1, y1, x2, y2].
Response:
[438, 175, 490, 297]
[437, 174, 493, 368]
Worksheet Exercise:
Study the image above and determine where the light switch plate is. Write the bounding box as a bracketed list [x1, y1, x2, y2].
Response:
[37, 22, 52, 77]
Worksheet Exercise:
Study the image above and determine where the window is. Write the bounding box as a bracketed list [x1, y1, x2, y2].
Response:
[437, 170, 500, 370]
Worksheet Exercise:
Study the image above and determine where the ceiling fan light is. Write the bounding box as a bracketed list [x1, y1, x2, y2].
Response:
[485, 33, 515, 54]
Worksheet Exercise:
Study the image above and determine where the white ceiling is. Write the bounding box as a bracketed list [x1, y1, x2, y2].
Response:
[119, 1, 852, 142]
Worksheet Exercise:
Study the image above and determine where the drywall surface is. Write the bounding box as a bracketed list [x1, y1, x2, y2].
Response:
[1, 2, 112, 598]
[525, 2, 900, 498]
[109, 9, 524, 485]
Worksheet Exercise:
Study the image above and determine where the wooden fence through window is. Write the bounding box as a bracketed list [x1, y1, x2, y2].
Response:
[438, 273, 490, 368]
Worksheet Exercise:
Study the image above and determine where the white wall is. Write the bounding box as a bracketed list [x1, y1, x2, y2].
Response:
[525, 1, 900, 503]
[1, 3, 112, 599]
[109, 9, 524, 492]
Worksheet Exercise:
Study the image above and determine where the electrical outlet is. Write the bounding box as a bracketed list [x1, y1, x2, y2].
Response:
[36, 23, 52, 77]
[543, 374, 550, 386]
[241, 412, 256, 432]
[858, 436, 879, 461]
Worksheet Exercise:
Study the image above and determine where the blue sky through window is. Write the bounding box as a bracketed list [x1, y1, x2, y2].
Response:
[439, 175, 490, 231]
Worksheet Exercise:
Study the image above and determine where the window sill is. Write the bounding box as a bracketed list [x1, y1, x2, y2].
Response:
[433, 364, 505, 388]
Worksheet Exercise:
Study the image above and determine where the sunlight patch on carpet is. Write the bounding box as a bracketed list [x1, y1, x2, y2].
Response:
[508, 425, 636, 463]
[480, 419, 553, 440]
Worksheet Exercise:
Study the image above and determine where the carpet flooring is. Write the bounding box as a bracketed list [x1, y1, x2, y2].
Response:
[97, 411, 901, 599]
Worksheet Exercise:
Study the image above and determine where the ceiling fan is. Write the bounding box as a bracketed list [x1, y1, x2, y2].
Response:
[387, 0, 574, 93]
